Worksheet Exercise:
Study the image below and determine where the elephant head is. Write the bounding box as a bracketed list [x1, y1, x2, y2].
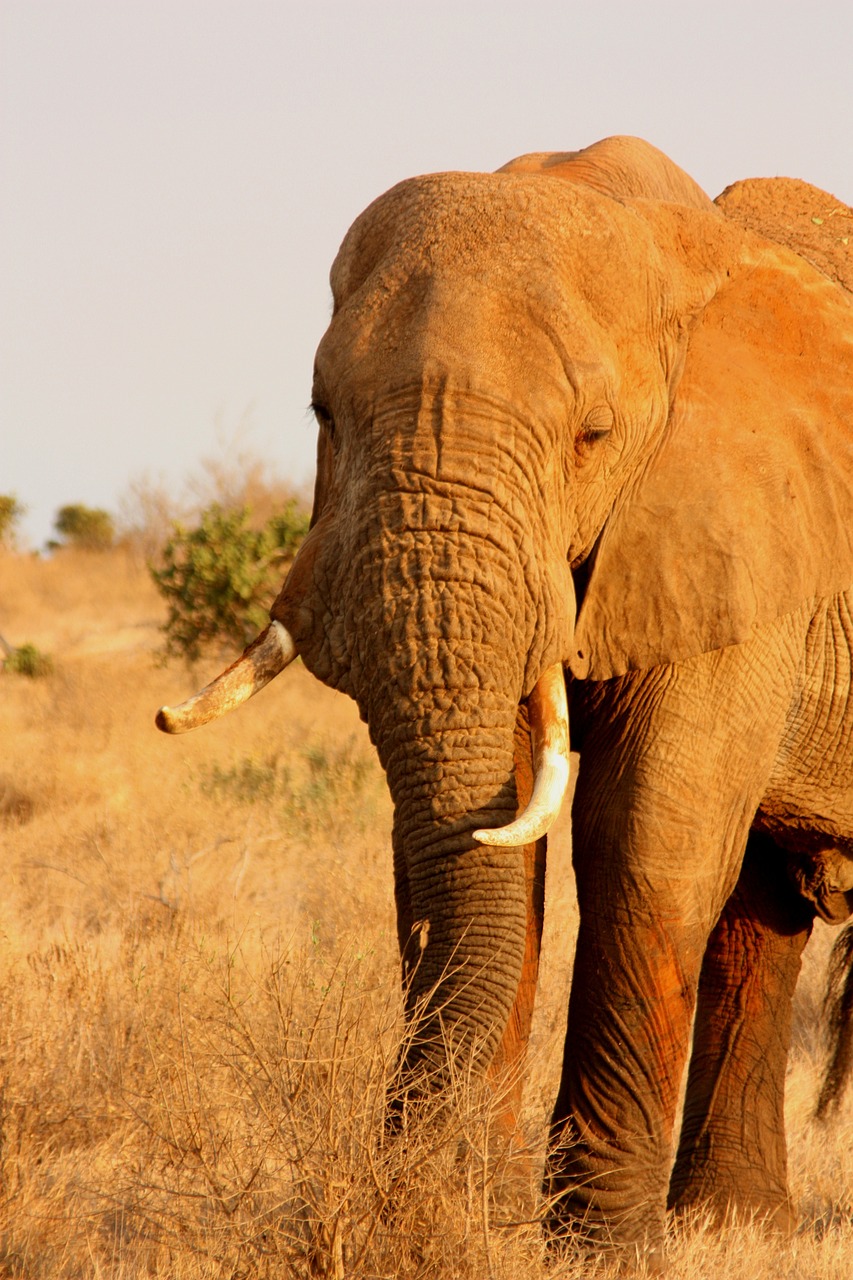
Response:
[157, 137, 853, 1104]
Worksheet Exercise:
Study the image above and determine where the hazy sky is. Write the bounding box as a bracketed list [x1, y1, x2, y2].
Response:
[2, 1, 851, 547]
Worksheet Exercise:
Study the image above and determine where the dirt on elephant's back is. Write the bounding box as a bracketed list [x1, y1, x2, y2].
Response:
[716, 176, 853, 294]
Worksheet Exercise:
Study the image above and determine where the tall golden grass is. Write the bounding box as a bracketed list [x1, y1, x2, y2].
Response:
[0, 545, 850, 1277]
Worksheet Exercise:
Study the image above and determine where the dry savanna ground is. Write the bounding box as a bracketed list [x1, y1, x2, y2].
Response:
[0, 545, 851, 1278]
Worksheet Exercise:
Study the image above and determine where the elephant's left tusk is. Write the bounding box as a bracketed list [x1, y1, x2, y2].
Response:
[156, 621, 297, 734]
[473, 663, 570, 848]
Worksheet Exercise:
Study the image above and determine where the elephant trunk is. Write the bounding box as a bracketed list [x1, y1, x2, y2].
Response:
[330, 508, 568, 1081]
[380, 683, 531, 1082]
[385, 670, 567, 1087]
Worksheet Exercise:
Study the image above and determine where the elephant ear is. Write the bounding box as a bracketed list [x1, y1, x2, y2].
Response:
[570, 245, 853, 680]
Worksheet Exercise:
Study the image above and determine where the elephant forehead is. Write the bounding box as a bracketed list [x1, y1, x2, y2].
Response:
[314, 275, 620, 441]
[330, 171, 658, 323]
[318, 176, 665, 414]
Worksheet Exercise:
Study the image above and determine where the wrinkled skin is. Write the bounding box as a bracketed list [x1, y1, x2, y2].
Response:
[173, 137, 853, 1254]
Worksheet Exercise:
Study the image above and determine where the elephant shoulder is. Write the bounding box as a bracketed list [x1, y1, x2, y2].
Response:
[716, 177, 853, 295]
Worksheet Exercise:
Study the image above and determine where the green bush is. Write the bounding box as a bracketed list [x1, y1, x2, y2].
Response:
[54, 504, 115, 550]
[199, 755, 283, 804]
[0, 495, 25, 547]
[151, 501, 309, 663]
[4, 643, 54, 678]
[195, 738, 381, 834]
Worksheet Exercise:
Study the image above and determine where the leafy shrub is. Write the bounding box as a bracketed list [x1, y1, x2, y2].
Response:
[199, 755, 284, 804]
[4, 643, 53, 678]
[54, 504, 115, 550]
[151, 501, 309, 662]
[0, 494, 25, 548]
[119, 438, 311, 559]
[301, 742, 373, 810]
[196, 739, 381, 834]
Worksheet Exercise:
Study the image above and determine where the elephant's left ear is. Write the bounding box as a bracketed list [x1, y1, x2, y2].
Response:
[571, 250, 853, 680]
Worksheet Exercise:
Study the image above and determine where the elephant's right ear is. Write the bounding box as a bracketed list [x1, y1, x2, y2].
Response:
[571, 245, 853, 680]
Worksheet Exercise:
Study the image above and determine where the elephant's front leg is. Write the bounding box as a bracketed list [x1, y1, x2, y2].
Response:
[545, 643, 797, 1254]
[668, 829, 815, 1229]
[544, 835, 709, 1255]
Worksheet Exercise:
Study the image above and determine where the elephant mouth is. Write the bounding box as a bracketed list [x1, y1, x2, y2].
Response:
[155, 621, 571, 844]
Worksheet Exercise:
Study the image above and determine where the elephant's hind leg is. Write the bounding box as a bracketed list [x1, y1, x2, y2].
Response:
[668, 829, 815, 1231]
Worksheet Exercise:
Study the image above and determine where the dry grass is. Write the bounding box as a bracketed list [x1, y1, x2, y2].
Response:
[0, 547, 851, 1277]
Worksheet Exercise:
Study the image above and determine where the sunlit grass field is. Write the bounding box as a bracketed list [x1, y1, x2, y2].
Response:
[1, 546, 851, 1277]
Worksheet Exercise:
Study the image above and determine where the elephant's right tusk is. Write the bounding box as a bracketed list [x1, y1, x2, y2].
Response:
[473, 663, 570, 848]
[156, 621, 297, 734]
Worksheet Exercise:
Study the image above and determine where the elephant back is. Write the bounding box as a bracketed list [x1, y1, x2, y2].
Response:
[498, 135, 716, 212]
[716, 177, 853, 294]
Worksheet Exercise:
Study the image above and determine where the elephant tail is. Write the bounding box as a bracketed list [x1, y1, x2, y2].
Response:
[815, 923, 853, 1120]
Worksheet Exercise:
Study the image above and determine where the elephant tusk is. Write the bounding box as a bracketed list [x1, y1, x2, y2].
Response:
[473, 663, 570, 848]
[155, 621, 297, 734]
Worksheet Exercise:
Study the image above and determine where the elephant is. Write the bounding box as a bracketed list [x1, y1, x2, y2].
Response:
[157, 136, 853, 1257]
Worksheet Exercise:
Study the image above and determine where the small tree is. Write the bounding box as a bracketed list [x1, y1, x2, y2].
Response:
[4, 642, 53, 678]
[54, 504, 115, 550]
[151, 502, 309, 663]
[0, 495, 25, 548]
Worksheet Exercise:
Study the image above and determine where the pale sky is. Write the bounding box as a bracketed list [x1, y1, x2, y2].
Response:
[2, 1, 851, 547]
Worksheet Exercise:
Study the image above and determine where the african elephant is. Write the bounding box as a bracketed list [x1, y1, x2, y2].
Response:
[157, 136, 853, 1256]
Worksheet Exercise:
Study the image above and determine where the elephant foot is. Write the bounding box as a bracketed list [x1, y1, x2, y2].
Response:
[543, 1149, 668, 1272]
[542, 1209, 667, 1277]
[668, 1168, 797, 1237]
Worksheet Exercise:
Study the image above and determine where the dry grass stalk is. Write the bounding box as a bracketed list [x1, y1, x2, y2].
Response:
[0, 545, 850, 1277]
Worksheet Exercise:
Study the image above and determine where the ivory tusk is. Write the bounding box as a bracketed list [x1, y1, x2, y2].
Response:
[156, 621, 297, 734]
[473, 663, 570, 848]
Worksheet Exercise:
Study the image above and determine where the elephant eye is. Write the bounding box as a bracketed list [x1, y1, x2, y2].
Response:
[578, 405, 614, 447]
[311, 401, 336, 440]
[580, 426, 613, 445]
